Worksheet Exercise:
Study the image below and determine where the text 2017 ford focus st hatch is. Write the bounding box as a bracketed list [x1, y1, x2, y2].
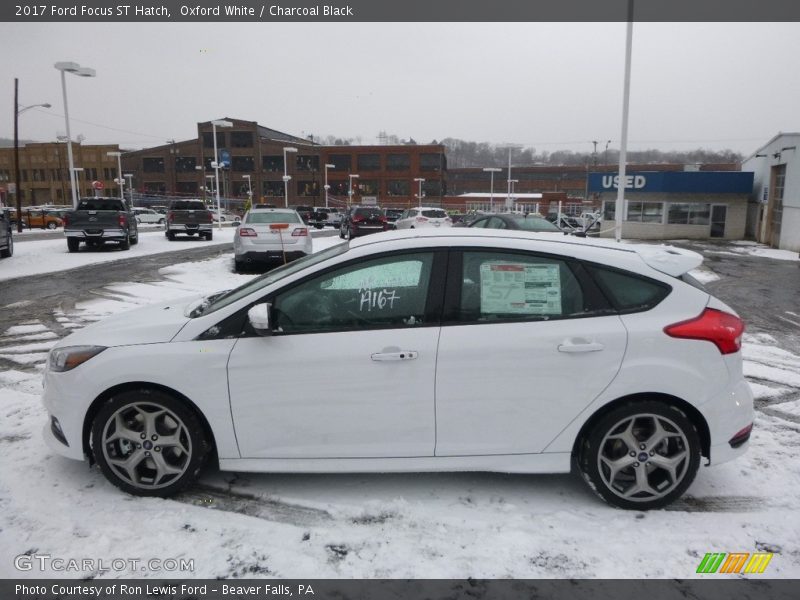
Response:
[42, 229, 752, 510]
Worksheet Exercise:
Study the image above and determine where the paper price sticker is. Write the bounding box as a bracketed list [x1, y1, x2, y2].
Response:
[480, 262, 562, 315]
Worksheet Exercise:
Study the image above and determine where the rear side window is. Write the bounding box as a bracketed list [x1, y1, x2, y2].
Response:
[355, 208, 382, 218]
[586, 264, 671, 312]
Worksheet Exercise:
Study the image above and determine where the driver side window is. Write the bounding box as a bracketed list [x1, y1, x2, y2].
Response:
[272, 252, 435, 334]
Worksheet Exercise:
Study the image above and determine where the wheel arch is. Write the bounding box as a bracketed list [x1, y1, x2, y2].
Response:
[82, 381, 217, 464]
[571, 392, 711, 460]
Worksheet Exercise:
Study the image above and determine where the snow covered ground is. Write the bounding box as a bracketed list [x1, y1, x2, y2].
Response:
[0, 238, 799, 579]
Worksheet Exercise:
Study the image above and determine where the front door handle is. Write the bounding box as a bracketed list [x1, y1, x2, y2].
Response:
[371, 351, 418, 361]
[557, 341, 605, 353]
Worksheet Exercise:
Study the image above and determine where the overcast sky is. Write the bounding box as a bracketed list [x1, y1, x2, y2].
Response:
[2, 22, 798, 156]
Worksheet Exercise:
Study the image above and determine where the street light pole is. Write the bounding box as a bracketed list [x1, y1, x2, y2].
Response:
[508, 179, 519, 210]
[107, 151, 124, 202]
[483, 167, 501, 213]
[54, 62, 96, 209]
[243, 174, 252, 210]
[324, 163, 335, 209]
[13, 79, 51, 233]
[211, 119, 232, 229]
[414, 178, 425, 206]
[348, 174, 360, 207]
[282, 146, 298, 208]
[124, 174, 134, 208]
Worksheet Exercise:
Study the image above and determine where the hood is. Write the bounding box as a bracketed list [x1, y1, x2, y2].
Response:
[54, 295, 200, 349]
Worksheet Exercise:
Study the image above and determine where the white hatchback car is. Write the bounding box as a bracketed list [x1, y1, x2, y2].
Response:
[233, 207, 312, 272]
[42, 229, 752, 509]
[395, 207, 453, 229]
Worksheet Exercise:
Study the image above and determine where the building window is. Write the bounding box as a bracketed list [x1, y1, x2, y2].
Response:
[626, 201, 664, 223]
[357, 154, 381, 171]
[232, 156, 255, 172]
[176, 181, 198, 194]
[667, 203, 710, 225]
[231, 131, 253, 148]
[175, 157, 198, 173]
[420, 153, 443, 172]
[144, 182, 166, 193]
[143, 158, 165, 173]
[386, 153, 410, 171]
[297, 181, 320, 197]
[329, 154, 351, 171]
[422, 180, 442, 197]
[296, 155, 319, 172]
[202, 132, 225, 149]
[387, 180, 410, 196]
[263, 155, 283, 172]
[358, 179, 380, 196]
[263, 181, 284, 197]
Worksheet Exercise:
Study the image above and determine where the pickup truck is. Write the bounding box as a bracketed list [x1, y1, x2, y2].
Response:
[63, 197, 139, 253]
[165, 199, 214, 241]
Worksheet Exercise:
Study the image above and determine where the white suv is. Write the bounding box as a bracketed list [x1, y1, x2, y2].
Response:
[395, 207, 452, 229]
[42, 229, 752, 509]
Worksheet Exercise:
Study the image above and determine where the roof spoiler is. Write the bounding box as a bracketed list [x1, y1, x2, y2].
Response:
[634, 245, 703, 277]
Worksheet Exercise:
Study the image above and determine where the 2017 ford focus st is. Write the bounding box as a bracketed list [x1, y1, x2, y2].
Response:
[41, 229, 753, 509]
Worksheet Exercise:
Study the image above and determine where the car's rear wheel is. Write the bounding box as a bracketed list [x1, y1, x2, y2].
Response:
[91, 389, 211, 497]
[205, 231, 213, 241]
[119, 236, 130, 250]
[577, 401, 701, 510]
[67, 238, 80, 253]
[47, 221, 57, 230]
[167, 231, 176, 241]
[0, 235, 12, 258]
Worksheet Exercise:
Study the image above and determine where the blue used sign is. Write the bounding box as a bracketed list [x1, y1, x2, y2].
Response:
[588, 171, 753, 194]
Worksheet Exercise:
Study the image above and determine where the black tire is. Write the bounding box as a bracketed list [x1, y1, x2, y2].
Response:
[234, 260, 245, 273]
[206, 231, 213, 241]
[158, 218, 165, 224]
[577, 401, 701, 510]
[47, 221, 57, 230]
[67, 238, 80, 253]
[130, 232, 139, 245]
[91, 389, 212, 497]
[339, 227, 345, 239]
[0, 235, 12, 258]
[119, 236, 130, 250]
[167, 231, 176, 241]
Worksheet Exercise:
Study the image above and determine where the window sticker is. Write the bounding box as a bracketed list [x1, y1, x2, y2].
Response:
[479, 262, 562, 315]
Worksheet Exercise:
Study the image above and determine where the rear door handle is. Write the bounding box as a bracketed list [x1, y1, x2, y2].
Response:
[371, 351, 418, 361]
[557, 341, 605, 353]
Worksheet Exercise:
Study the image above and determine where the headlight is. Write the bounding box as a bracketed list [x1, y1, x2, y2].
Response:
[48, 345, 107, 372]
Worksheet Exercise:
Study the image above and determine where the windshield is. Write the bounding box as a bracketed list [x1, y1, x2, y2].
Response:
[512, 215, 561, 232]
[246, 212, 302, 224]
[193, 241, 350, 317]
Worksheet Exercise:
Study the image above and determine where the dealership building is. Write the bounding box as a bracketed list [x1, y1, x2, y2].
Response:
[590, 169, 753, 240]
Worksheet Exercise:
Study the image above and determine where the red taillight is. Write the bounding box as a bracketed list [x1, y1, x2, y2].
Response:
[664, 308, 744, 355]
[352, 215, 365, 223]
[168, 212, 174, 223]
[63, 214, 70, 227]
[206, 211, 213, 223]
[118, 214, 127, 228]
[291, 227, 308, 237]
[238, 227, 257, 237]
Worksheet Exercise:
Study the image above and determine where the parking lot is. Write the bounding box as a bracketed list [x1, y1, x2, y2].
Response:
[0, 234, 798, 578]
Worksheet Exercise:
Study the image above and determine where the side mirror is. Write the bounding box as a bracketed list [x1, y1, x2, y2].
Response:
[247, 303, 272, 336]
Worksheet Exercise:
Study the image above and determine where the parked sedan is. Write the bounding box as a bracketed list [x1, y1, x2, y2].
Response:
[42, 229, 752, 509]
[469, 213, 562, 232]
[394, 207, 452, 229]
[233, 207, 311, 272]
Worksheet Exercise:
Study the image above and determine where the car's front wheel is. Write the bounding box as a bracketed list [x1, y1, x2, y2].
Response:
[91, 389, 211, 497]
[577, 401, 701, 510]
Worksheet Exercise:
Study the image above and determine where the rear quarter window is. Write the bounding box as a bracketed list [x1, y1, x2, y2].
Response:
[585, 264, 671, 312]
[77, 199, 125, 211]
[171, 201, 207, 210]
